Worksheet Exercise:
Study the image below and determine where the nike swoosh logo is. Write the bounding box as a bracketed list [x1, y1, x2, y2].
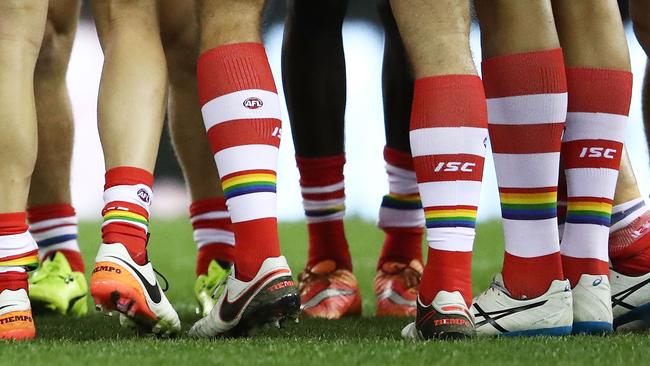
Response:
[473, 300, 547, 333]
[107, 256, 162, 304]
[611, 277, 650, 310]
[219, 268, 290, 323]
[0, 304, 11, 311]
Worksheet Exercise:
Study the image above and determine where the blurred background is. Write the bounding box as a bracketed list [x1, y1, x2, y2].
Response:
[70, 1, 648, 223]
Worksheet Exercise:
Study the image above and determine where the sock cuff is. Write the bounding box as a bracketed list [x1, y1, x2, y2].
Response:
[566, 67, 633, 115]
[384, 147, 414, 171]
[105, 167, 154, 189]
[190, 197, 228, 217]
[0, 213, 28, 235]
[296, 154, 345, 186]
[482, 48, 567, 97]
[197, 42, 275, 105]
[411, 75, 487, 129]
[0, 271, 28, 291]
[27, 204, 75, 223]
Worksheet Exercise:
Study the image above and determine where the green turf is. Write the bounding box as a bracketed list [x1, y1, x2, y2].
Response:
[3, 219, 649, 365]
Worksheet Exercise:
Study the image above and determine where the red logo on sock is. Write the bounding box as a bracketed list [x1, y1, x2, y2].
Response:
[243, 97, 263, 109]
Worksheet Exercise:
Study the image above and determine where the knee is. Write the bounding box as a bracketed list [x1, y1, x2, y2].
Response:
[93, 0, 158, 28]
[36, 22, 76, 80]
[0, 2, 46, 56]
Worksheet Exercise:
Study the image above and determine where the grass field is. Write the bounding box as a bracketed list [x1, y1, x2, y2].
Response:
[3, 219, 649, 365]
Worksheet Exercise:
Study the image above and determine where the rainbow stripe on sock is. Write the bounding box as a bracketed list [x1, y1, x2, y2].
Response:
[499, 188, 557, 220]
[381, 193, 422, 210]
[424, 206, 477, 229]
[222, 170, 277, 200]
[103, 210, 148, 227]
[566, 197, 612, 226]
[0, 250, 39, 271]
[305, 205, 345, 218]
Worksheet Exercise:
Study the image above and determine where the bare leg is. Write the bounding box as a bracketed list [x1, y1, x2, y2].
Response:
[0, 0, 48, 341]
[93, 0, 166, 172]
[29, 0, 80, 208]
[159, 0, 234, 285]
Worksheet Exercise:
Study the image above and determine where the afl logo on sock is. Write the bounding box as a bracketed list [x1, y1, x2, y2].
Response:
[137, 188, 150, 203]
[243, 97, 263, 109]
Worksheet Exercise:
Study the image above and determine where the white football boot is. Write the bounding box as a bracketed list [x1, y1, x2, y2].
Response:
[90, 243, 180, 336]
[401, 290, 474, 340]
[189, 256, 300, 338]
[471, 274, 573, 336]
[571, 274, 613, 334]
[610, 268, 650, 331]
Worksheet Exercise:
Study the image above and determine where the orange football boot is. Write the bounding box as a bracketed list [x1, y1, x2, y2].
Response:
[298, 260, 361, 319]
[0, 288, 36, 340]
[375, 259, 422, 317]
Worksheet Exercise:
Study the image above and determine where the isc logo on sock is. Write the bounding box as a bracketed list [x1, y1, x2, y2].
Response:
[434, 162, 476, 172]
[579, 147, 617, 159]
[243, 97, 263, 109]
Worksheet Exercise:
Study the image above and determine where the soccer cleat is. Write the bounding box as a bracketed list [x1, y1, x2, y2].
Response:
[471, 274, 573, 336]
[375, 260, 422, 317]
[401, 291, 474, 340]
[298, 260, 361, 319]
[0, 288, 35, 340]
[90, 243, 180, 336]
[571, 274, 613, 334]
[195, 260, 230, 317]
[610, 268, 650, 331]
[29, 252, 88, 317]
[189, 256, 300, 338]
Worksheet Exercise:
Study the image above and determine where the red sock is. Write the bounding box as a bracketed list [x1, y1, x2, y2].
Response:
[561, 68, 632, 287]
[198, 43, 282, 281]
[296, 155, 351, 270]
[101, 167, 153, 265]
[0, 271, 28, 292]
[27, 204, 85, 273]
[0, 213, 38, 270]
[483, 49, 567, 298]
[190, 197, 235, 276]
[409, 75, 488, 306]
[377, 147, 424, 269]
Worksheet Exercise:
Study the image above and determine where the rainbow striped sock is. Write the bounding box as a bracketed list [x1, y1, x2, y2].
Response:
[499, 188, 557, 221]
[424, 206, 477, 229]
[221, 170, 277, 200]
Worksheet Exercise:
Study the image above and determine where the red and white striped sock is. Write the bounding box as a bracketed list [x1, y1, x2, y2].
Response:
[198, 42, 281, 281]
[410, 75, 488, 306]
[377, 147, 423, 268]
[190, 197, 235, 276]
[483, 49, 567, 299]
[0, 213, 38, 272]
[101, 167, 153, 266]
[296, 155, 351, 270]
[27, 204, 85, 273]
[561, 68, 632, 286]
